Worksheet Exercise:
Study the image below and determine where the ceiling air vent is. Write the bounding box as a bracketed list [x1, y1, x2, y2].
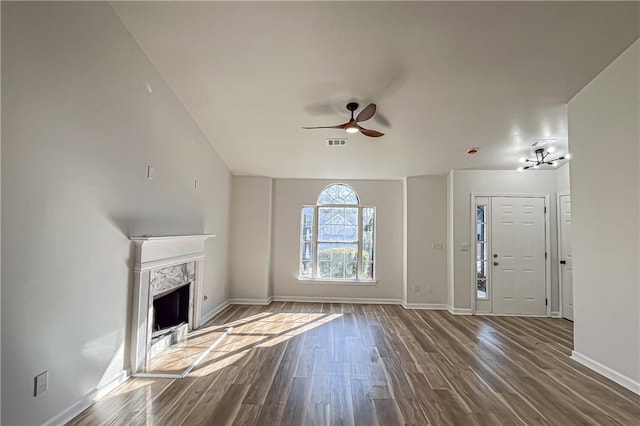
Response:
[327, 138, 347, 147]
[530, 138, 558, 147]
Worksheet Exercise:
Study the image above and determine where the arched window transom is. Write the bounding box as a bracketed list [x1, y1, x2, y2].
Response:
[317, 184, 359, 205]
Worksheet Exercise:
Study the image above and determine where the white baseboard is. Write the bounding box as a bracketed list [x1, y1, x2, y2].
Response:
[475, 312, 549, 318]
[551, 311, 562, 318]
[271, 296, 403, 305]
[447, 306, 473, 315]
[44, 370, 128, 426]
[199, 299, 231, 325]
[228, 297, 273, 305]
[571, 351, 640, 395]
[402, 303, 448, 310]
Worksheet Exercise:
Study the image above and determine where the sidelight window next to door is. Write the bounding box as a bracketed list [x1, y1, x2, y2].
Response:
[476, 205, 489, 299]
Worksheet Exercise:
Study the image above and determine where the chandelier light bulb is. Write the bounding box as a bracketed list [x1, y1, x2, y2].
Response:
[547, 147, 556, 154]
[517, 166, 524, 172]
[518, 157, 526, 163]
[565, 153, 572, 160]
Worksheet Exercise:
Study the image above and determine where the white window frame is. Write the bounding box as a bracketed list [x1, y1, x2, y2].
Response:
[298, 185, 376, 284]
[475, 200, 490, 301]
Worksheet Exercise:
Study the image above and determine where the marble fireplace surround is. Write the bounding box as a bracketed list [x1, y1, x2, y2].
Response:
[129, 234, 215, 374]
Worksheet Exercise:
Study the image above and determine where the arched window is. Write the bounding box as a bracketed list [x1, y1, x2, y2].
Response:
[300, 184, 375, 281]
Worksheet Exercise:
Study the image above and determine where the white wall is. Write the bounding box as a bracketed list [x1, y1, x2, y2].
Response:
[556, 163, 571, 194]
[229, 176, 273, 300]
[2, 3, 231, 424]
[271, 179, 403, 301]
[449, 170, 560, 312]
[568, 39, 639, 386]
[406, 175, 448, 305]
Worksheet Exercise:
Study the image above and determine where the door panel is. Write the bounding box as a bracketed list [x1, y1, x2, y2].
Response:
[492, 197, 546, 315]
[560, 195, 573, 320]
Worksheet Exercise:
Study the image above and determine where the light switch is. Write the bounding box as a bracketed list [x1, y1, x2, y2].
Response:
[432, 242, 443, 250]
[459, 242, 469, 252]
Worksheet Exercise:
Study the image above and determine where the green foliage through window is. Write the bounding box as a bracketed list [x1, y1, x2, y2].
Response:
[318, 247, 370, 279]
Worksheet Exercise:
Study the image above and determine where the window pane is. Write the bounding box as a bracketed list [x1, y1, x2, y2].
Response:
[317, 243, 358, 279]
[318, 207, 358, 242]
[476, 223, 485, 242]
[476, 261, 487, 280]
[477, 279, 487, 299]
[300, 206, 314, 277]
[362, 207, 375, 279]
[477, 205, 485, 222]
[476, 243, 486, 261]
[300, 243, 313, 277]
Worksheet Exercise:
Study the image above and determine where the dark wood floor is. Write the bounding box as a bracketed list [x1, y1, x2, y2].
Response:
[69, 302, 640, 425]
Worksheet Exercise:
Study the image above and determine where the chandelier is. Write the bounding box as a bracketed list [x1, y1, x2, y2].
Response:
[517, 148, 570, 171]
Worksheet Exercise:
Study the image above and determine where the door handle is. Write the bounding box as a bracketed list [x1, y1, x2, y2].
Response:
[493, 254, 498, 258]
[493, 261, 499, 266]
[560, 260, 567, 264]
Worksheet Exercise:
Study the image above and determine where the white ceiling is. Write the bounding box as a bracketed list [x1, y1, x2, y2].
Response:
[112, 1, 639, 179]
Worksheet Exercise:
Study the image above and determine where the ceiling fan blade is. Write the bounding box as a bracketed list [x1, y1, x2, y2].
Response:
[359, 127, 384, 138]
[355, 103, 377, 122]
[301, 122, 348, 130]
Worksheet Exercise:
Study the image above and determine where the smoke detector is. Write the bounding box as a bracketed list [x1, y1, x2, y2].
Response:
[327, 138, 347, 147]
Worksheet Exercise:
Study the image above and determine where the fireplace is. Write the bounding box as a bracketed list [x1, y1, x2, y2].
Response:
[129, 234, 215, 374]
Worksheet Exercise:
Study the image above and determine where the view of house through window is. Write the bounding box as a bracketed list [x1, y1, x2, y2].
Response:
[300, 184, 375, 281]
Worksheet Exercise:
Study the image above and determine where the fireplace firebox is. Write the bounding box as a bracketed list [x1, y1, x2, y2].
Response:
[152, 283, 190, 333]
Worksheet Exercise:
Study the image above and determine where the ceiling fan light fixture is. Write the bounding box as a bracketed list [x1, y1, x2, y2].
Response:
[345, 124, 359, 134]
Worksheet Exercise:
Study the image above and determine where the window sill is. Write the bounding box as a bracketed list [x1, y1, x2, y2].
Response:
[297, 278, 378, 286]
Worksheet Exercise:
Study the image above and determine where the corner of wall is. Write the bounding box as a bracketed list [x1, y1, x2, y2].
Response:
[446, 170, 455, 310]
[402, 177, 408, 305]
[267, 177, 275, 298]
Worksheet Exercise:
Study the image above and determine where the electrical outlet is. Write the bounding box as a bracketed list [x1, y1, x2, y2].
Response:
[34, 371, 48, 397]
[147, 165, 154, 180]
[413, 284, 420, 293]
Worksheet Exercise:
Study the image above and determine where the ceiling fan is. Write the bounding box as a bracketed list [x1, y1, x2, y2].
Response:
[302, 102, 384, 138]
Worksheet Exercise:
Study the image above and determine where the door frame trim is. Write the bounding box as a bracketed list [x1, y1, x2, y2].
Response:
[470, 193, 551, 316]
[556, 191, 571, 320]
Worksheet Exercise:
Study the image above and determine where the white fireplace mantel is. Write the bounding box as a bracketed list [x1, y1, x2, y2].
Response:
[128, 234, 215, 373]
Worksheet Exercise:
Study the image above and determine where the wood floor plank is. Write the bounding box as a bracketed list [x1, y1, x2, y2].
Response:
[69, 303, 640, 426]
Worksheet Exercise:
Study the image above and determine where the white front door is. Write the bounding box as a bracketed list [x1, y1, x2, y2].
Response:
[559, 195, 574, 321]
[491, 197, 547, 315]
